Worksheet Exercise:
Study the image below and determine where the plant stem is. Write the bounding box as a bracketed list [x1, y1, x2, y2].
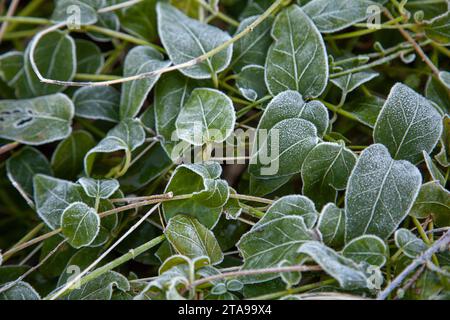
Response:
[74, 73, 121, 81]
[0, 0, 20, 44]
[194, 0, 240, 27]
[229, 193, 274, 205]
[0, 141, 20, 155]
[97, 0, 143, 13]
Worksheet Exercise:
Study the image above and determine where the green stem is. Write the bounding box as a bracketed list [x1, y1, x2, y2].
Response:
[194, 0, 240, 27]
[320, 100, 360, 122]
[412, 217, 440, 266]
[114, 149, 132, 178]
[75, 73, 121, 81]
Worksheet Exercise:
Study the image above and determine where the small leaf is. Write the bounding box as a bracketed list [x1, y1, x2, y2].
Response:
[345, 144, 422, 241]
[0, 281, 40, 300]
[343, 96, 384, 128]
[73, 86, 120, 122]
[78, 177, 120, 199]
[426, 76, 450, 114]
[236, 65, 268, 102]
[249, 175, 292, 197]
[374, 83, 443, 164]
[435, 115, 449, 167]
[425, 11, 450, 45]
[394, 228, 428, 259]
[88, 12, 120, 43]
[410, 181, 450, 227]
[298, 241, 371, 290]
[157, 3, 232, 79]
[120, 46, 171, 119]
[265, 5, 328, 98]
[0, 93, 74, 145]
[237, 216, 317, 283]
[165, 215, 224, 265]
[258, 195, 318, 228]
[61, 202, 100, 248]
[303, 0, 378, 33]
[223, 188, 242, 220]
[330, 57, 379, 95]
[317, 203, 346, 248]
[51, 130, 96, 180]
[439, 71, 450, 88]
[278, 260, 301, 287]
[423, 151, 445, 186]
[51, 0, 98, 25]
[75, 39, 104, 74]
[342, 235, 387, 267]
[117, 0, 158, 41]
[6, 147, 52, 196]
[176, 88, 236, 146]
[302, 142, 357, 209]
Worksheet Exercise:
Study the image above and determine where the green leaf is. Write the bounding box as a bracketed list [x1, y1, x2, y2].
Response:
[163, 162, 229, 228]
[6, 147, 52, 196]
[278, 260, 301, 288]
[237, 216, 317, 283]
[223, 188, 242, 220]
[303, 0, 377, 33]
[423, 151, 445, 186]
[165, 215, 224, 265]
[51, 130, 96, 180]
[236, 65, 268, 102]
[75, 39, 104, 74]
[73, 86, 120, 122]
[410, 181, 450, 228]
[374, 83, 443, 164]
[57, 247, 103, 286]
[435, 115, 449, 167]
[425, 11, 450, 45]
[88, 12, 120, 43]
[258, 195, 318, 228]
[78, 177, 120, 199]
[265, 5, 328, 98]
[426, 76, 450, 113]
[439, 71, 450, 89]
[24, 30, 76, 97]
[394, 228, 428, 259]
[65, 271, 130, 300]
[342, 96, 384, 128]
[0, 281, 40, 300]
[0, 93, 74, 145]
[120, 46, 171, 119]
[0, 51, 24, 88]
[176, 88, 236, 146]
[157, 2, 232, 79]
[298, 241, 372, 290]
[330, 57, 378, 95]
[231, 15, 273, 72]
[117, 0, 158, 41]
[342, 235, 387, 267]
[301, 142, 357, 209]
[52, 0, 98, 26]
[61, 202, 100, 248]
[249, 175, 292, 197]
[317, 203, 346, 248]
[345, 144, 422, 241]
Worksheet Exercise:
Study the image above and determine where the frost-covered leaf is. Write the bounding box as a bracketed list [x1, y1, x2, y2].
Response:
[78, 178, 120, 199]
[65, 271, 130, 300]
[374, 83, 443, 164]
[236, 65, 268, 102]
[279, 260, 302, 287]
[301, 142, 357, 209]
[165, 215, 223, 265]
[237, 216, 317, 283]
[61, 202, 100, 248]
[73, 87, 120, 122]
[176, 88, 235, 146]
[51, 130, 96, 180]
[435, 115, 450, 167]
[163, 162, 229, 228]
[87, 12, 120, 42]
[51, 0, 98, 26]
[342, 235, 387, 267]
[0, 51, 24, 88]
[317, 203, 345, 248]
[425, 11, 450, 45]
[423, 151, 445, 186]
[6, 147, 52, 196]
[330, 57, 378, 95]
[231, 15, 273, 72]
[120, 46, 171, 119]
[157, 3, 232, 79]
[410, 181, 450, 227]
[0, 281, 40, 300]
[439, 71, 450, 89]
[0, 93, 74, 145]
[394, 228, 428, 259]
[265, 5, 328, 98]
[345, 144, 422, 241]
[258, 195, 318, 228]
[343, 96, 384, 128]
[298, 241, 372, 290]
[118, 0, 158, 41]
[24, 30, 76, 97]
[75, 39, 104, 74]
[223, 188, 242, 220]
[303, 0, 377, 33]
[426, 76, 450, 113]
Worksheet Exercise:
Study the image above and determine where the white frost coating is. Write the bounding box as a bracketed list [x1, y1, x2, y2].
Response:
[157, 3, 233, 79]
[345, 144, 422, 241]
[0, 281, 41, 300]
[342, 234, 387, 267]
[439, 71, 450, 88]
[73, 86, 120, 122]
[78, 177, 120, 199]
[374, 83, 443, 164]
[265, 5, 329, 98]
[303, 0, 377, 33]
[394, 228, 428, 259]
[317, 203, 345, 248]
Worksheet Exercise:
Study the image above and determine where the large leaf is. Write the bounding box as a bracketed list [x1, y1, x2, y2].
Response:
[230, 15, 273, 72]
[165, 215, 223, 265]
[176, 88, 236, 146]
[317, 203, 345, 248]
[237, 216, 317, 283]
[303, 0, 377, 33]
[120, 46, 171, 119]
[0, 281, 40, 300]
[157, 3, 232, 79]
[265, 5, 328, 98]
[75, 39, 104, 74]
[0, 93, 74, 145]
[345, 144, 422, 241]
[301, 142, 357, 209]
[394, 228, 428, 259]
[425, 11, 450, 45]
[118, 0, 158, 41]
[342, 235, 387, 267]
[61, 202, 100, 248]
[374, 83, 443, 164]
[73, 87, 120, 122]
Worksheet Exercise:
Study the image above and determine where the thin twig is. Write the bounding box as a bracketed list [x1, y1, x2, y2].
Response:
[97, 0, 143, 13]
[0, 142, 20, 156]
[0, 0, 20, 44]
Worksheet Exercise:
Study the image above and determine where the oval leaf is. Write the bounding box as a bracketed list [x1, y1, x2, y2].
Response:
[61, 202, 100, 248]
[342, 235, 387, 267]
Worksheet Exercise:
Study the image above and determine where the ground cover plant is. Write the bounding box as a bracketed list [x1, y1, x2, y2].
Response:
[0, 0, 449, 301]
